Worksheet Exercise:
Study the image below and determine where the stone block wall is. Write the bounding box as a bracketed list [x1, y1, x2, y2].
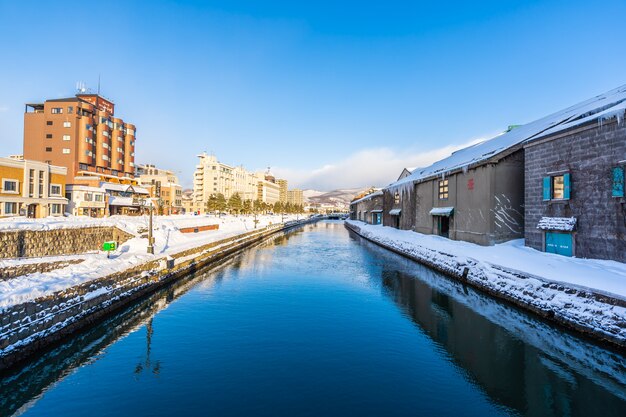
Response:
[524, 119, 626, 261]
[0, 226, 134, 259]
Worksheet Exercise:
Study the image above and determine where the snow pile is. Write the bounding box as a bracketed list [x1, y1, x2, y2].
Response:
[389, 84, 626, 190]
[346, 220, 626, 345]
[0, 214, 301, 308]
[537, 217, 577, 231]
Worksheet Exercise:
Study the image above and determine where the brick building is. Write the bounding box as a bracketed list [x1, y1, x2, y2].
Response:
[24, 93, 136, 182]
[524, 94, 626, 261]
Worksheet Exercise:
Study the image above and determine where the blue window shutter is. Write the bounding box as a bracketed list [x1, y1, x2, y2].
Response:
[613, 166, 625, 197]
[542, 177, 551, 201]
[563, 173, 571, 200]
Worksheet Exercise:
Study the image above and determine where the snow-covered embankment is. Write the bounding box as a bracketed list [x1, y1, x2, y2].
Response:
[345, 220, 626, 348]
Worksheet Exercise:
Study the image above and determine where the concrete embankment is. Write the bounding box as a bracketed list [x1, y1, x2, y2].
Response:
[0, 219, 316, 371]
[345, 221, 626, 350]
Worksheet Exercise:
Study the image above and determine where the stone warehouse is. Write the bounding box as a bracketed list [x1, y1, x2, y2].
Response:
[350, 190, 383, 224]
[358, 84, 626, 261]
[524, 103, 626, 261]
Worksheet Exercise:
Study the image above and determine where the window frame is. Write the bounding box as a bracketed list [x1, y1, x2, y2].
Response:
[438, 179, 449, 200]
[4, 202, 17, 215]
[50, 183, 62, 196]
[2, 179, 19, 194]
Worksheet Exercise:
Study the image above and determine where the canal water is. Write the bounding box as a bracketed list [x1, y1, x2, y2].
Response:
[1, 221, 625, 416]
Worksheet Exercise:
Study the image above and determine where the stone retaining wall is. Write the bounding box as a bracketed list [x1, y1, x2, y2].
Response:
[0, 259, 84, 281]
[0, 227, 134, 259]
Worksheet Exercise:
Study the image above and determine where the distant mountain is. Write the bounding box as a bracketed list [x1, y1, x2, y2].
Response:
[302, 189, 325, 200]
[304, 187, 374, 208]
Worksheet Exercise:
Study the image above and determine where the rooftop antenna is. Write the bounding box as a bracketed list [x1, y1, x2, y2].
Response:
[75, 81, 87, 94]
[97, 74, 101, 95]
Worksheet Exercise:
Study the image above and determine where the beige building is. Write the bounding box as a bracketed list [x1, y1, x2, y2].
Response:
[257, 176, 280, 204]
[276, 179, 288, 203]
[287, 189, 303, 207]
[0, 156, 68, 218]
[137, 164, 183, 215]
[193, 153, 258, 214]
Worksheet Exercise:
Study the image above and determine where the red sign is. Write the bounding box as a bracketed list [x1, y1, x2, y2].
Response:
[467, 178, 474, 190]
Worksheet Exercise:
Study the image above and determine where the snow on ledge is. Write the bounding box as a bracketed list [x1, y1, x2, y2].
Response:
[429, 207, 454, 216]
[537, 217, 577, 231]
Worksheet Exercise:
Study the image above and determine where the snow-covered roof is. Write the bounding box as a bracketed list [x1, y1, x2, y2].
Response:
[101, 183, 150, 195]
[108, 196, 135, 206]
[351, 190, 383, 205]
[371, 209, 383, 213]
[537, 217, 577, 231]
[429, 207, 454, 216]
[390, 84, 626, 189]
[389, 209, 401, 215]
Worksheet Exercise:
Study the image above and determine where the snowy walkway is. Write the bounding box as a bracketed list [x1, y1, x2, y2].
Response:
[0, 214, 300, 309]
[347, 220, 626, 300]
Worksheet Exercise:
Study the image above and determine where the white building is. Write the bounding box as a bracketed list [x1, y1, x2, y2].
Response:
[193, 153, 260, 214]
[65, 185, 107, 217]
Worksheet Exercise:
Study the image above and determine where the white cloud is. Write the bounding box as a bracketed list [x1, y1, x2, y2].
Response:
[273, 138, 486, 191]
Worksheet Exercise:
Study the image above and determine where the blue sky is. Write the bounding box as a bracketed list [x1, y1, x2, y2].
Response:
[1, 0, 625, 190]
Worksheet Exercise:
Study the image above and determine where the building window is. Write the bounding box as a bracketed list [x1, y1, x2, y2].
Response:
[79, 163, 88, 170]
[68, 106, 73, 114]
[46, 147, 52, 152]
[51, 108, 63, 114]
[3, 179, 18, 193]
[394, 191, 400, 204]
[612, 166, 625, 197]
[63, 121, 71, 128]
[543, 173, 571, 201]
[46, 121, 53, 126]
[50, 184, 61, 196]
[51, 204, 61, 215]
[38, 171, 44, 196]
[95, 194, 103, 202]
[62, 148, 70, 154]
[29, 169, 34, 197]
[63, 134, 70, 141]
[4, 202, 17, 215]
[85, 193, 93, 201]
[438, 179, 449, 200]
[46, 134, 52, 139]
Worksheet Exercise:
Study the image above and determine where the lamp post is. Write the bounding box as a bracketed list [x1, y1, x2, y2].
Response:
[140, 197, 155, 254]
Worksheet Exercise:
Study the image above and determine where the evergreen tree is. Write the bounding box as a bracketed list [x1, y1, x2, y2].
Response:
[215, 193, 227, 215]
[242, 199, 252, 215]
[206, 194, 218, 215]
[228, 193, 243, 214]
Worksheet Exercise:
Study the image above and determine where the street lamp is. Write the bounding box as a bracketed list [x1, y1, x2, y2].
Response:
[139, 197, 155, 254]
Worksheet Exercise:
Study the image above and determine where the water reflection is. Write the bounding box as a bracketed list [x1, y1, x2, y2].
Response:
[1, 222, 624, 417]
[354, 234, 626, 416]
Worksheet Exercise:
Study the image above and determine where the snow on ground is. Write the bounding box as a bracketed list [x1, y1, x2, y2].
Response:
[347, 220, 626, 300]
[0, 214, 301, 309]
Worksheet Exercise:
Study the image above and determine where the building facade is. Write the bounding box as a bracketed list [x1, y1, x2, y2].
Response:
[524, 116, 626, 261]
[0, 156, 68, 218]
[65, 185, 107, 217]
[193, 153, 258, 214]
[257, 176, 280, 204]
[137, 164, 183, 215]
[350, 191, 383, 224]
[24, 93, 136, 182]
[287, 189, 304, 207]
[277, 179, 288, 203]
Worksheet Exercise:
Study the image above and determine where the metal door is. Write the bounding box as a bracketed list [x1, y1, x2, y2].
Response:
[545, 232, 573, 257]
